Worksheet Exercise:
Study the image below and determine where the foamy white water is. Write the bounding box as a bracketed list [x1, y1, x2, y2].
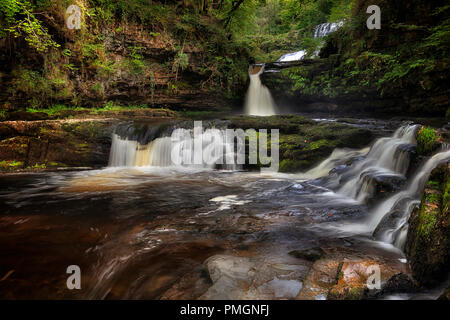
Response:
[244, 65, 276, 116]
[108, 129, 240, 170]
[369, 148, 450, 248]
[277, 50, 307, 62]
[338, 125, 419, 202]
[313, 21, 344, 38]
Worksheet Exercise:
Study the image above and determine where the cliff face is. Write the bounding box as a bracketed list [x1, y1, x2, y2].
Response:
[0, 1, 249, 114]
[262, 0, 449, 117]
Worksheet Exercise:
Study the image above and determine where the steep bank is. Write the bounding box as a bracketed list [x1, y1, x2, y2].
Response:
[260, 0, 450, 117]
[0, 1, 250, 115]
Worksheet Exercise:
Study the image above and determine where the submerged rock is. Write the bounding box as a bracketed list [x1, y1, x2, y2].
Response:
[288, 247, 325, 262]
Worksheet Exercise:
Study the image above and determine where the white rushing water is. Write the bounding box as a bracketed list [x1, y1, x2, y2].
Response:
[277, 50, 307, 62]
[275, 21, 344, 63]
[338, 125, 419, 203]
[109, 129, 240, 170]
[369, 147, 450, 248]
[313, 21, 344, 38]
[244, 65, 276, 116]
[109, 122, 450, 252]
[306, 125, 450, 250]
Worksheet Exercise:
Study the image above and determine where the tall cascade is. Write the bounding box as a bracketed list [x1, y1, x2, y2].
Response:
[108, 125, 240, 170]
[244, 65, 276, 116]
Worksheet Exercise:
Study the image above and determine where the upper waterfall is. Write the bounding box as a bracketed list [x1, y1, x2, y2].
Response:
[276, 21, 344, 63]
[244, 65, 277, 116]
[313, 21, 344, 38]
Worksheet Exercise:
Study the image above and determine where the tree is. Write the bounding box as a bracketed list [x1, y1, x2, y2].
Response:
[0, 0, 59, 52]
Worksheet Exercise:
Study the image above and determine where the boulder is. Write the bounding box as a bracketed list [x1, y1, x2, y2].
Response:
[200, 254, 307, 300]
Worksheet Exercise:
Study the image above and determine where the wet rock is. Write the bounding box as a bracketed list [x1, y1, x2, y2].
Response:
[200, 254, 308, 300]
[295, 245, 407, 300]
[381, 273, 419, 294]
[289, 247, 325, 262]
[405, 162, 450, 286]
[295, 258, 341, 300]
[160, 266, 213, 300]
[366, 273, 420, 299]
[327, 259, 397, 300]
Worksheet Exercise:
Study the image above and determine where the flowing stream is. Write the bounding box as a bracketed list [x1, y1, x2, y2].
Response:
[0, 120, 448, 299]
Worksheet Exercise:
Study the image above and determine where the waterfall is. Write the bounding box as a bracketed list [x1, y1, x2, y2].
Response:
[313, 21, 344, 38]
[274, 21, 344, 63]
[244, 65, 276, 116]
[370, 147, 450, 249]
[337, 125, 419, 202]
[277, 50, 307, 62]
[108, 127, 240, 170]
[305, 124, 449, 250]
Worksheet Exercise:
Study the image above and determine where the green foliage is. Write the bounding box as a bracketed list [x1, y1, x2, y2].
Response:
[0, 0, 59, 52]
[172, 47, 189, 79]
[240, 0, 354, 62]
[124, 46, 146, 75]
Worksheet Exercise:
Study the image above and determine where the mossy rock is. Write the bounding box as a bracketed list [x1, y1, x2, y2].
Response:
[227, 115, 373, 173]
[405, 162, 450, 286]
[416, 126, 440, 156]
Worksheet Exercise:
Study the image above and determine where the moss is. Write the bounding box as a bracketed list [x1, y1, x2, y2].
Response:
[227, 115, 373, 173]
[47, 161, 68, 167]
[279, 159, 310, 173]
[417, 126, 439, 155]
[0, 160, 24, 168]
[305, 139, 329, 151]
